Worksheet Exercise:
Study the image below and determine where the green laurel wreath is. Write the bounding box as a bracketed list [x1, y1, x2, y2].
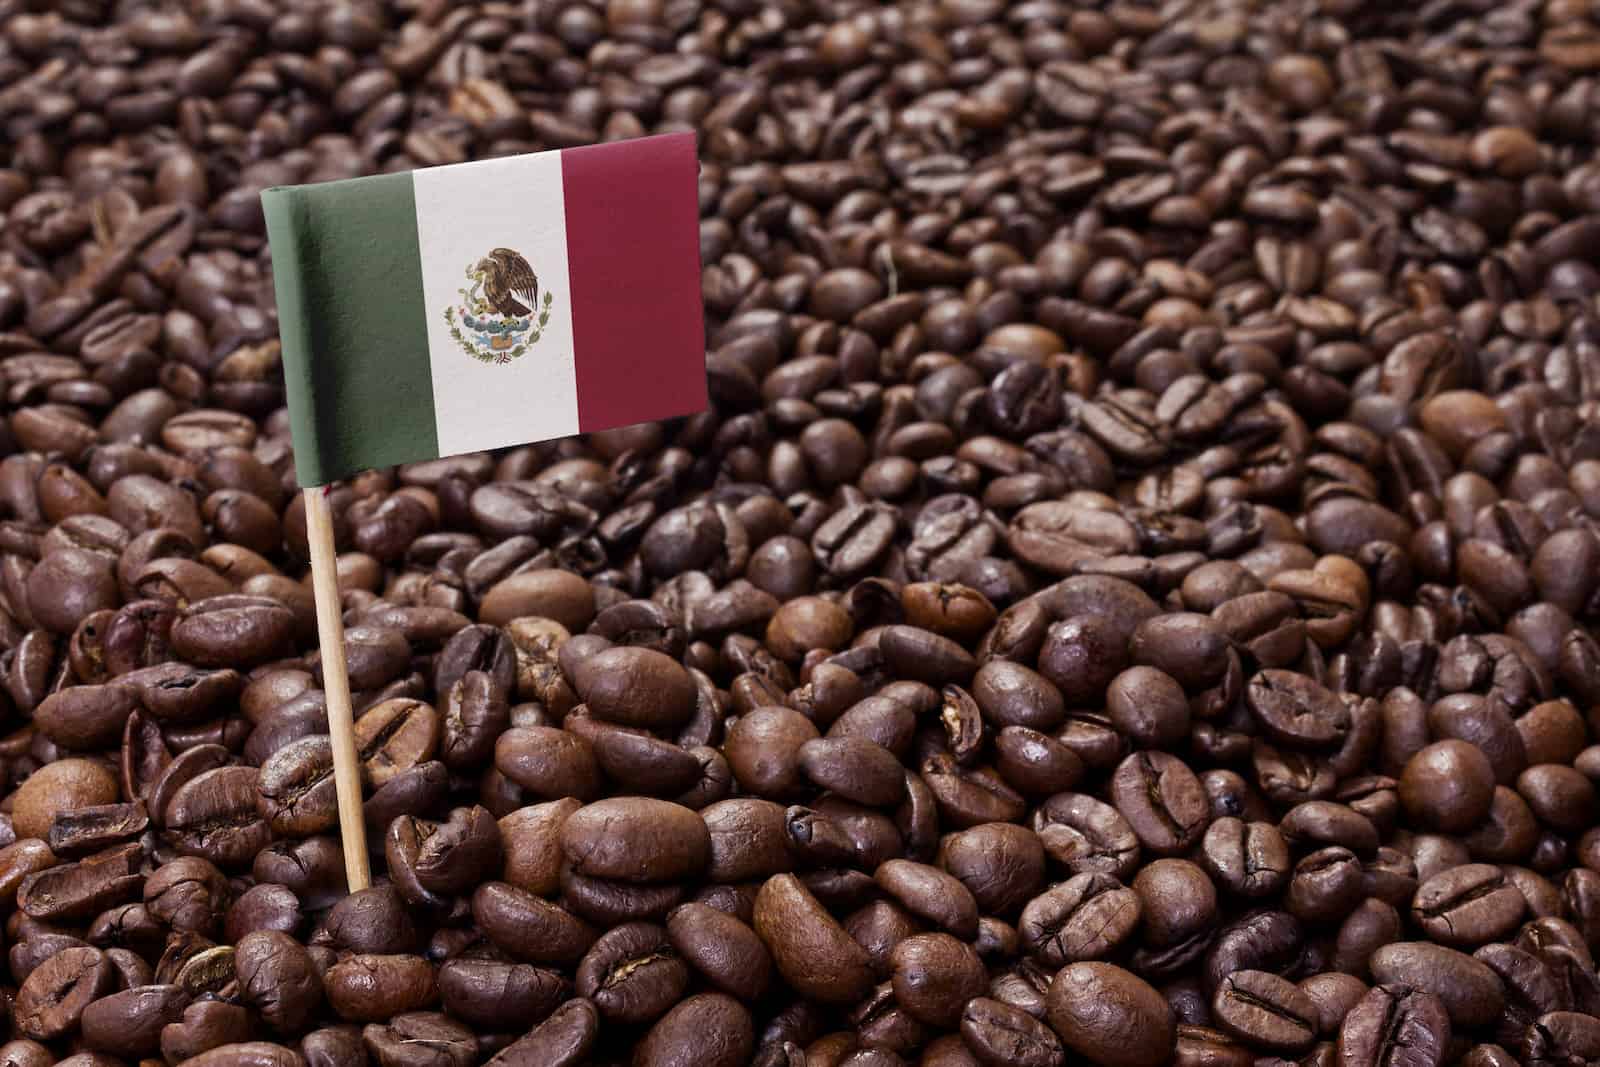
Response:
[444, 290, 555, 364]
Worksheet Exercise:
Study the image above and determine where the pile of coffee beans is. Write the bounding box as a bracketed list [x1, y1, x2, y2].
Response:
[5, 0, 1600, 1064]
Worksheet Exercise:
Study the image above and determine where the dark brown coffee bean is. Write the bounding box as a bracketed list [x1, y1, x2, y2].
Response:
[159, 999, 254, 1064]
[13, 758, 119, 840]
[1133, 858, 1218, 949]
[1032, 792, 1141, 881]
[889, 933, 986, 1028]
[1336, 985, 1450, 1067]
[726, 706, 820, 800]
[575, 921, 688, 1024]
[80, 984, 191, 1057]
[754, 873, 875, 1005]
[14, 945, 114, 1040]
[1399, 741, 1496, 833]
[257, 735, 338, 837]
[494, 725, 600, 802]
[484, 997, 598, 1067]
[1212, 969, 1318, 1053]
[561, 797, 709, 883]
[1019, 872, 1141, 966]
[1109, 751, 1208, 855]
[353, 698, 441, 790]
[362, 1011, 474, 1067]
[875, 859, 979, 939]
[571, 646, 696, 730]
[473, 881, 597, 965]
[164, 764, 272, 869]
[324, 953, 436, 1023]
[34, 684, 139, 751]
[1368, 942, 1505, 1027]
[1246, 670, 1351, 750]
[170, 595, 294, 668]
[1412, 863, 1526, 946]
[17, 842, 142, 922]
[960, 997, 1064, 1067]
[1200, 817, 1291, 898]
[667, 901, 772, 1001]
[438, 957, 568, 1030]
[938, 822, 1046, 916]
[1045, 962, 1175, 1067]
[634, 992, 754, 1067]
[799, 736, 906, 806]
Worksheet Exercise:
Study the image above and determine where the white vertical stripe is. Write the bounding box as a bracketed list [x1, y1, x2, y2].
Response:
[412, 150, 579, 456]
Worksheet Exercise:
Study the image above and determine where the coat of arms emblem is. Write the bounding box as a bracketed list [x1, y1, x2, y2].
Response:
[444, 247, 556, 363]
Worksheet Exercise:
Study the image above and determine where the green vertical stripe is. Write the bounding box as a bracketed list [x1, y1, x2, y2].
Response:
[262, 173, 437, 487]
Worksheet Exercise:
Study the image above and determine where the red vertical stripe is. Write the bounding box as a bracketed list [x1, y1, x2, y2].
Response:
[562, 132, 707, 435]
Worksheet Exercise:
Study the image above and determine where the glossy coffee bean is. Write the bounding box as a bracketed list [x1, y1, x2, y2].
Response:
[1045, 962, 1174, 1067]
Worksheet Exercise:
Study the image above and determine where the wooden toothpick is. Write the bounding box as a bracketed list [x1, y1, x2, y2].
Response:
[303, 485, 371, 892]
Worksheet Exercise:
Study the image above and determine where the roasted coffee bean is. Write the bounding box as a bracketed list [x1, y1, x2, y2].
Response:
[938, 822, 1046, 917]
[473, 882, 597, 965]
[47, 801, 147, 857]
[1337, 986, 1450, 1067]
[1285, 846, 1364, 923]
[257, 735, 339, 836]
[1369, 942, 1506, 1027]
[1045, 962, 1175, 1067]
[13, 758, 119, 840]
[500, 798, 583, 895]
[575, 921, 687, 1024]
[144, 855, 227, 934]
[325, 885, 422, 955]
[353, 698, 441, 789]
[1399, 741, 1497, 832]
[571, 646, 696, 730]
[494, 725, 601, 802]
[1300, 972, 1367, 1038]
[561, 797, 709, 883]
[226, 882, 304, 941]
[485, 997, 598, 1067]
[159, 999, 254, 1063]
[362, 1011, 475, 1067]
[883, 932, 985, 1029]
[164, 764, 272, 869]
[438, 957, 568, 1029]
[1411, 863, 1526, 946]
[1201, 817, 1291, 898]
[1204, 911, 1305, 995]
[34, 684, 140, 751]
[79, 984, 191, 1057]
[17, 842, 142, 922]
[960, 997, 1064, 1067]
[15, 945, 114, 1040]
[1109, 751, 1208, 855]
[170, 596, 294, 668]
[1133, 859, 1217, 949]
[1246, 670, 1350, 750]
[754, 873, 875, 1005]
[1019, 873, 1141, 966]
[324, 953, 436, 1024]
[725, 707, 820, 800]
[875, 859, 979, 939]
[667, 902, 772, 1001]
[634, 992, 754, 1067]
[1212, 970, 1318, 1053]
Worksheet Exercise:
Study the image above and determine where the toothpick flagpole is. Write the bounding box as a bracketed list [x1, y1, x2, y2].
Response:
[303, 485, 372, 892]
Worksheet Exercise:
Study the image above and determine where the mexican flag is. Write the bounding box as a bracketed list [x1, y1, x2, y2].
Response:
[261, 132, 706, 487]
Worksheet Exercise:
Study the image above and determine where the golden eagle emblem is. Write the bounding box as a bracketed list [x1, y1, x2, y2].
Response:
[444, 247, 556, 364]
[475, 248, 540, 317]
